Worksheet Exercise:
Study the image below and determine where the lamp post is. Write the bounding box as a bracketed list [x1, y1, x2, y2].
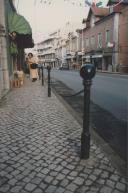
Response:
[80, 63, 96, 159]
[47, 65, 51, 97]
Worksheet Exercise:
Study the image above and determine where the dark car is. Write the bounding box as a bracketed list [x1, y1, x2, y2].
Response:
[59, 63, 69, 70]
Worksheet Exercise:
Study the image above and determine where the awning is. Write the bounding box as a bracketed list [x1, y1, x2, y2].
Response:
[8, 12, 34, 49]
[8, 12, 32, 34]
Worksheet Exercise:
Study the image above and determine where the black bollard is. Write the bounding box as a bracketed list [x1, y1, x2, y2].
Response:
[41, 66, 44, 86]
[47, 65, 51, 97]
[80, 63, 96, 159]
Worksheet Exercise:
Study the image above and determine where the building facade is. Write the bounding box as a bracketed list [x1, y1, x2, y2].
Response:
[0, 0, 34, 100]
[77, 0, 128, 73]
[0, 0, 11, 99]
[37, 36, 57, 68]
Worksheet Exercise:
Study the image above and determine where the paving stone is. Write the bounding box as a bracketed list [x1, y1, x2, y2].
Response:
[23, 177, 31, 183]
[85, 180, 93, 186]
[66, 183, 78, 192]
[39, 182, 48, 190]
[100, 186, 113, 193]
[101, 171, 109, 179]
[116, 182, 126, 191]
[0, 184, 10, 193]
[93, 169, 102, 176]
[50, 171, 58, 177]
[52, 180, 59, 186]
[44, 176, 54, 183]
[84, 168, 92, 174]
[36, 172, 45, 178]
[54, 187, 65, 193]
[106, 179, 115, 188]
[73, 177, 84, 185]
[77, 186, 89, 193]
[89, 174, 97, 181]
[56, 173, 65, 180]
[61, 179, 70, 187]
[112, 189, 123, 193]
[10, 186, 22, 193]
[8, 178, 17, 186]
[69, 171, 78, 177]
[61, 169, 70, 175]
[33, 188, 44, 193]
[54, 166, 63, 172]
[0, 177, 8, 186]
[65, 164, 75, 170]
[31, 177, 42, 185]
[41, 168, 50, 175]
[67, 175, 75, 180]
[110, 174, 120, 181]
[45, 185, 57, 193]
[25, 183, 37, 192]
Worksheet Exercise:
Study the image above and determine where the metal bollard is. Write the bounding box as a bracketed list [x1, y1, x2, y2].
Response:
[80, 63, 96, 159]
[47, 65, 51, 97]
[41, 66, 44, 86]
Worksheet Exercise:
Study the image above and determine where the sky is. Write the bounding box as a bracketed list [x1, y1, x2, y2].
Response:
[14, 0, 108, 43]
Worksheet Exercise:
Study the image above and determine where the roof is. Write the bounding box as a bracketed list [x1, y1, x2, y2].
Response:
[107, 0, 128, 5]
[91, 6, 109, 17]
[84, 5, 109, 23]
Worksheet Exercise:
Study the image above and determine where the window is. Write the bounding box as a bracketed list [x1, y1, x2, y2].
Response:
[106, 30, 110, 44]
[98, 33, 102, 48]
[91, 36, 95, 46]
[86, 38, 89, 47]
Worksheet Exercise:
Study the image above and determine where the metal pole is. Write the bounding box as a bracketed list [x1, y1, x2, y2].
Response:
[41, 66, 44, 86]
[47, 66, 51, 97]
[81, 79, 92, 159]
[80, 63, 96, 159]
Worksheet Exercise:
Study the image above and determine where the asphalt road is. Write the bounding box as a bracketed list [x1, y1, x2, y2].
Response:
[49, 69, 127, 161]
[51, 69, 127, 121]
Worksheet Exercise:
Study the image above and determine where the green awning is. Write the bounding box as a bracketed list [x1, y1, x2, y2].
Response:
[8, 12, 32, 34]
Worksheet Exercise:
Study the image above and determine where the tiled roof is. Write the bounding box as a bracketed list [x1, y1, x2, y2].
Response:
[91, 6, 109, 17]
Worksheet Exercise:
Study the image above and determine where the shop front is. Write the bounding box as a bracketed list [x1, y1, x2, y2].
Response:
[6, 0, 34, 88]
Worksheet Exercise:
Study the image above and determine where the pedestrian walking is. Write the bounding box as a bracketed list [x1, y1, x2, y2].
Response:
[26, 52, 38, 82]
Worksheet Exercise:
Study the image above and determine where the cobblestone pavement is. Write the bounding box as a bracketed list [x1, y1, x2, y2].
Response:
[0, 80, 127, 193]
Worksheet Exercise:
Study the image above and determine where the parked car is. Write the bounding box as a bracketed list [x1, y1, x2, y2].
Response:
[59, 63, 69, 70]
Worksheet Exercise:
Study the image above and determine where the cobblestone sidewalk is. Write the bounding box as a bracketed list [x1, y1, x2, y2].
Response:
[0, 80, 127, 193]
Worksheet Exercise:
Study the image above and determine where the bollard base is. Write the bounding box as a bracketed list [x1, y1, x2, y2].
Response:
[81, 132, 90, 159]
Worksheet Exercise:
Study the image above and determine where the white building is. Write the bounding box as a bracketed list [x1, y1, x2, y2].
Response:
[36, 21, 82, 68]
